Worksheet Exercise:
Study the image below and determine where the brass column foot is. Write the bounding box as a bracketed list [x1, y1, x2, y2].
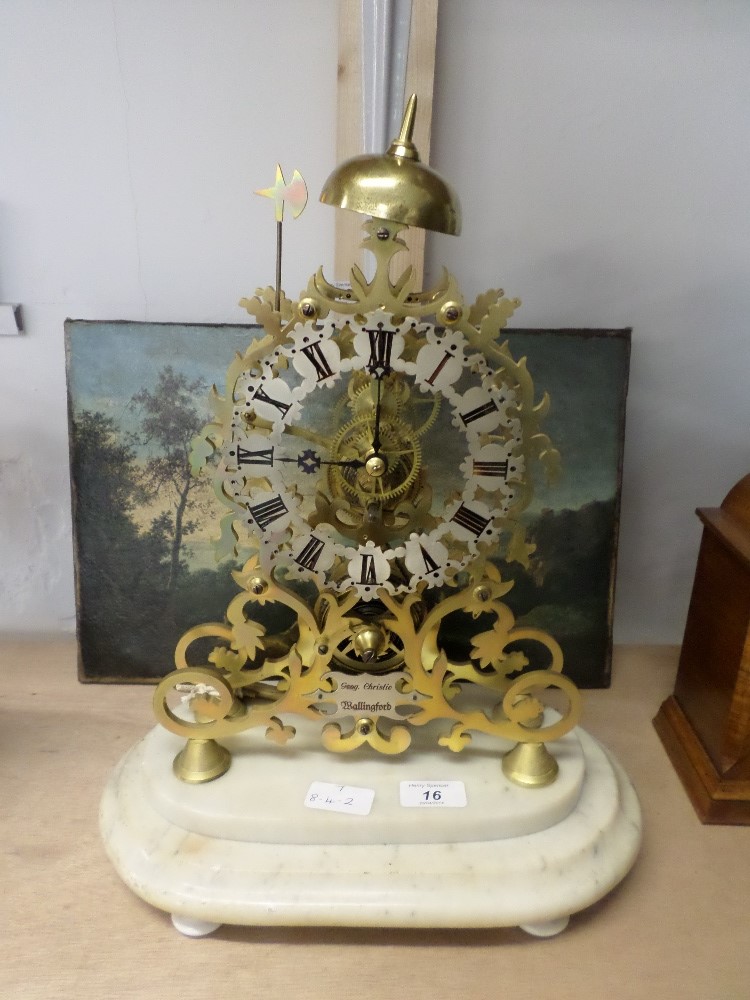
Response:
[502, 740, 559, 788]
[173, 738, 231, 784]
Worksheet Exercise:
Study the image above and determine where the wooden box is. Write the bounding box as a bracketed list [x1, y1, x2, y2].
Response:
[654, 474, 750, 823]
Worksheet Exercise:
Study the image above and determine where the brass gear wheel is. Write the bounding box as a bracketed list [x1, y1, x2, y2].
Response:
[328, 412, 422, 505]
[402, 384, 443, 437]
[345, 371, 444, 437]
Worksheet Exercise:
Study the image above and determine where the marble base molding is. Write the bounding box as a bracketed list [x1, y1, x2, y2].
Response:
[100, 723, 641, 937]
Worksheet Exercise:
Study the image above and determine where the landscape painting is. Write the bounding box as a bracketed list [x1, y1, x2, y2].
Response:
[65, 320, 630, 687]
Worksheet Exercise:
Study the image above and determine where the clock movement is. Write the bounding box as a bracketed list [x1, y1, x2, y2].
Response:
[100, 97, 641, 938]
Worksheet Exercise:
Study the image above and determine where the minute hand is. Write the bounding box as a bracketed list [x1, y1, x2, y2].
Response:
[371, 374, 383, 455]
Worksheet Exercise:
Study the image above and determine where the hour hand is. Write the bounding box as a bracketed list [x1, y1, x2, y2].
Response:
[278, 449, 365, 474]
[321, 457, 366, 470]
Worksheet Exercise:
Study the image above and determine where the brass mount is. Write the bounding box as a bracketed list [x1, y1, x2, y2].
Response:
[155, 97, 579, 789]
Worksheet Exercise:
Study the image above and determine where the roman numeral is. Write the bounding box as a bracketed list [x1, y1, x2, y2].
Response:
[253, 385, 291, 419]
[295, 535, 325, 571]
[472, 459, 508, 478]
[419, 545, 440, 573]
[425, 351, 452, 386]
[459, 399, 498, 426]
[300, 341, 334, 381]
[451, 503, 491, 537]
[359, 553, 378, 585]
[236, 445, 274, 466]
[365, 327, 394, 373]
[248, 494, 288, 532]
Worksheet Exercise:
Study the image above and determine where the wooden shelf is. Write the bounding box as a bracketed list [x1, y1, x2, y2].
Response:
[4, 638, 748, 999]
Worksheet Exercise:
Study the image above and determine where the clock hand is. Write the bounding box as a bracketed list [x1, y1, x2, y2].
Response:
[371, 374, 383, 456]
[321, 458, 366, 469]
[277, 451, 365, 474]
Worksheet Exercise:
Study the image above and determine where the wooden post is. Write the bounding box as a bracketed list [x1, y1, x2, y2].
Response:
[334, 0, 438, 286]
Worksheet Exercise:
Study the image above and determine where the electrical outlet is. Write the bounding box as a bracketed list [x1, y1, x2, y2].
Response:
[0, 303, 23, 335]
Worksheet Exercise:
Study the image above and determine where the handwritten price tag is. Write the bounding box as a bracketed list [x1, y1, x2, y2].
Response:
[399, 780, 467, 808]
[304, 781, 375, 816]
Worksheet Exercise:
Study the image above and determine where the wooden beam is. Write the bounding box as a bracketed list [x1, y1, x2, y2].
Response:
[334, 0, 438, 286]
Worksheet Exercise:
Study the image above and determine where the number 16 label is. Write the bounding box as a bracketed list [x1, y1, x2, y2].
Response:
[399, 780, 467, 808]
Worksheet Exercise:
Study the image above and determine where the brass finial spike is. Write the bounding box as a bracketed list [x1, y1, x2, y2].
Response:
[387, 94, 420, 162]
[398, 94, 417, 145]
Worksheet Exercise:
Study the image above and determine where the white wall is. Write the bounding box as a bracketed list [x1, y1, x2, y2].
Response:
[1, 0, 748, 643]
[0, 0, 338, 631]
[429, 0, 750, 643]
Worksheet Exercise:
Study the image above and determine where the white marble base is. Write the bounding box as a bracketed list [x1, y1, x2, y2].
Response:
[100, 721, 641, 937]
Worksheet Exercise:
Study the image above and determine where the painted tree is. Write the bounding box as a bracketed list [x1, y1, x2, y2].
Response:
[71, 409, 172, 676]
[130, 366, 212, 600]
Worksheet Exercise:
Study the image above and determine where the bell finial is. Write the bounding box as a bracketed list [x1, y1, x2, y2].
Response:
[319, 94, 461, 236]
[387, 94, 419, 160]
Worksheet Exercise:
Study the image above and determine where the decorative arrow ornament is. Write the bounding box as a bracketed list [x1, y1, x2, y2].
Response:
[255, 164, 308, 222]
[255, 165, 308, 312]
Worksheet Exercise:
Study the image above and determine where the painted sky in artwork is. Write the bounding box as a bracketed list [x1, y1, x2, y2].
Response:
[66, 321, 253, 436]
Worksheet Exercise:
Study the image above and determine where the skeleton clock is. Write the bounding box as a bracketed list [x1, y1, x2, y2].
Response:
[101, 97, 642, 938]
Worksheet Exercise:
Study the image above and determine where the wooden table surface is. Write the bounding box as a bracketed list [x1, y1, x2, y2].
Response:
[2, 639, 748, 999]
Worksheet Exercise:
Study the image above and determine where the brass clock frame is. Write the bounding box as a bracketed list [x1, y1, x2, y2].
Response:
[153, 217, 581, 786]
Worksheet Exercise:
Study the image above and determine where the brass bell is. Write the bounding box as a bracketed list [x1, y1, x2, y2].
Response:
[320, 94, 461, 236]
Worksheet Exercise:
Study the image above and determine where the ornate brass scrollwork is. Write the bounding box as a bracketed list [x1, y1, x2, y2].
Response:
[154, 560, 581, 783]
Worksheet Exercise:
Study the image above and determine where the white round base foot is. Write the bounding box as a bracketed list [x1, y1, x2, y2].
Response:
[519, 916, 570, 937]
[171, 914, 222, 937]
